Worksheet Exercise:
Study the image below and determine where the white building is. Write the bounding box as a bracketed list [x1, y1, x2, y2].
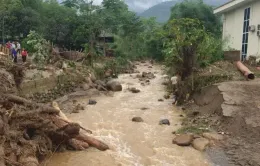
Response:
[214, 0, 260, 60]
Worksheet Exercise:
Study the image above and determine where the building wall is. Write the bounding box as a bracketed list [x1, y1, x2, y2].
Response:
[223, 1, 260, 59]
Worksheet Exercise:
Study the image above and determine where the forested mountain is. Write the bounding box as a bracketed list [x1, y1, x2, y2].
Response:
[139, 0, 229, 23]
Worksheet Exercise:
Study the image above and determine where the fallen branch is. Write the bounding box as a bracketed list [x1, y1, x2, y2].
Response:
[76, 134, 109, 151]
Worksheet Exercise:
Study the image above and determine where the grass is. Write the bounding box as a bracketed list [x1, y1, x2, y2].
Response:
[176, 125, 210, 135]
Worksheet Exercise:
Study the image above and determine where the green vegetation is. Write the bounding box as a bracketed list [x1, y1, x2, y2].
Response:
[176, 126, 209, 135]
[0, 0, 225, 81]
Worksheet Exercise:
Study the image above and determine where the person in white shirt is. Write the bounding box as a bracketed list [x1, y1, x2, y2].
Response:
[17, 42, 21, 55]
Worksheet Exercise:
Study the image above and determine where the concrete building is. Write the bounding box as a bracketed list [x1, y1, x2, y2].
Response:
[214, 0, 260, 60]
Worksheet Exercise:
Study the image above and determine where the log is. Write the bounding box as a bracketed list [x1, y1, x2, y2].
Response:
[52, 101, 92, 134]
[68, 138, 89, 150]
[75, 134, 109, 151]
[3, 94, 59, 114]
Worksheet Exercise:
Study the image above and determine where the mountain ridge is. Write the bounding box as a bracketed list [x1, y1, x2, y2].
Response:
[139, 0, 229, 23]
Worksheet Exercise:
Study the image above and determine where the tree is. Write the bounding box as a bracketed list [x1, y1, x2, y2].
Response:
[163, 18, 206, 80]
[169, 0, 222, 36]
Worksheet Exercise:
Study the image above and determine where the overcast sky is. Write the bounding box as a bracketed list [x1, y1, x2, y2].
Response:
[92, 0, 167, 13]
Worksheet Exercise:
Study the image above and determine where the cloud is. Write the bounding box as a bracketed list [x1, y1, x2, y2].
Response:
[60, 0, 166, 13]
[125, 0, 167, 13]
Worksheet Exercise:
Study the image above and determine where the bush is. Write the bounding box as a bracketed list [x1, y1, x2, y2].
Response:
[197, 35, 224, 67]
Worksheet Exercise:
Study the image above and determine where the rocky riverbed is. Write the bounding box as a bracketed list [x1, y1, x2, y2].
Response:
[45, 61, 211, 166]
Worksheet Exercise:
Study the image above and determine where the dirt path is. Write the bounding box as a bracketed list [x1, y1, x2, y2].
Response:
[45, 62, 210, 166]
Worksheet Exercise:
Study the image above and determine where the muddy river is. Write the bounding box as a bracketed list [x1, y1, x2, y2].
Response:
[44, 62, 210, 166]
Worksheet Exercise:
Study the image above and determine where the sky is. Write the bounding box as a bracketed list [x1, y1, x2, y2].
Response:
[91, 0, 168, 13]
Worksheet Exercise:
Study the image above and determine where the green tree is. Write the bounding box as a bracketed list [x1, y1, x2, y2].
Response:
[169, 0, 222, 36]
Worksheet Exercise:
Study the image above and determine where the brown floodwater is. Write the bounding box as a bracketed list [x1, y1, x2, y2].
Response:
[44, 62, 210, 166]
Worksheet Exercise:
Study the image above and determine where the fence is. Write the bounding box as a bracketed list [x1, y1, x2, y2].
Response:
[0, 45, 10, 55]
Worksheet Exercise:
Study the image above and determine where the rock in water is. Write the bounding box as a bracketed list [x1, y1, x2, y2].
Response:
[159, 119, 170, 125]
[192, 138, 209, 151]
[129, 87, 141, 93]
[72, 104, 85, 113]
[172, 134, 194, 146]
[106, 80, 122, 91]
[164, 94, 170, 99]
[88, 99, 97, 105]
[132, 117, 144, 122]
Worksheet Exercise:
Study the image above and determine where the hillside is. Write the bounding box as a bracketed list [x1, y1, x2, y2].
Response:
[139, 0, 229, 23]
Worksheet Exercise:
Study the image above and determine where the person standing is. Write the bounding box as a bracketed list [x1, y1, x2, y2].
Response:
[17, 42, 21, 55]
[11, 42, 17, 63]
[21, 48, 28, 63]
[6, 41, 11, 56]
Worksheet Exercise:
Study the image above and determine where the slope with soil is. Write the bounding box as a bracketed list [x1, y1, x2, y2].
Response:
[190, 79, 260, 166]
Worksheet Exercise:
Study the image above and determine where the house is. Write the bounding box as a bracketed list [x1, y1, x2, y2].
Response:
[214, 0, 260, 61]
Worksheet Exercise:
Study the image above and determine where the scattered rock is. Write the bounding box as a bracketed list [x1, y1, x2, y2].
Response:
[172, 131, 176, 134]
[192, 138, 209, 151]
[158, 99, 164, 102]
[72, 109, 80, 113]
[159, 119, 170, 125]
[82, 84, 90, 91]
[128, 87, 141, 93]
[85, 77, 93, 84]
[76, 104, 85, 110]
[179, 115, 184, 117]
[104, 69, 113, 78]
[97, 85, 107, 91]
[145, 80, 150, 83]
[72, 104, 84, 113]
[132, 117, 144, 122]
[172, 134, 194, 146]
[202, 133, 224, 141]
[142, 72, 155, 79]
[140, 61, 145, 63]
[105, 91, 114, 97]
[148, 66, 152, 68]
[140, 107, 149, 110]
[141, 82, 145, 86]
[95, 80, 106, 87]
[112, 74, 118, 78]
[164, 94, 170, 99]
[106, 80, 122, 91]
[90, 73, 96, 82]
[88, 99, 97, 105]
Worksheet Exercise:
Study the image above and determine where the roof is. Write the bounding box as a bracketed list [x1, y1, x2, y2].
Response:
[214, 0, 256, 14]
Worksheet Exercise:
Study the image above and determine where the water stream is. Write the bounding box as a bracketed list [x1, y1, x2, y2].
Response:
[45, 62, 210, 166]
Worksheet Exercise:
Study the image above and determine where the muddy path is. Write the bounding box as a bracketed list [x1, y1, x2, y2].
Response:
[45, 62, 210, 166]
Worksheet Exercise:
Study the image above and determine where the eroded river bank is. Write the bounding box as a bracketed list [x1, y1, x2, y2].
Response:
[45, 62, 210, 166]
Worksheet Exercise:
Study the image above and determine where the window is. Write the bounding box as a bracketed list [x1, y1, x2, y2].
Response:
[241, 7, 250, 60]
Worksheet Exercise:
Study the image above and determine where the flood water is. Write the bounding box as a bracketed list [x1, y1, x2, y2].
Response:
[44, 62, 210, 166]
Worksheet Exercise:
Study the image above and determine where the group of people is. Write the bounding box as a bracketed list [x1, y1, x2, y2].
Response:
[6, 41, 28, 63]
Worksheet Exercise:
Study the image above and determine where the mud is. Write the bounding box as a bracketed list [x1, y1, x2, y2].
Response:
[189, 79, 260, 166]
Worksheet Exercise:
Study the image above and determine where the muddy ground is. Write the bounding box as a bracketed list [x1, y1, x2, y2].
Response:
[181, 61, 260, 166]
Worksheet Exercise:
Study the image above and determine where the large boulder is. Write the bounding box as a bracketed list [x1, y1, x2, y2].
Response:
[172, 134, 194, 146]
[192, 138, 209, 151]
[106, 80, 122, 91]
